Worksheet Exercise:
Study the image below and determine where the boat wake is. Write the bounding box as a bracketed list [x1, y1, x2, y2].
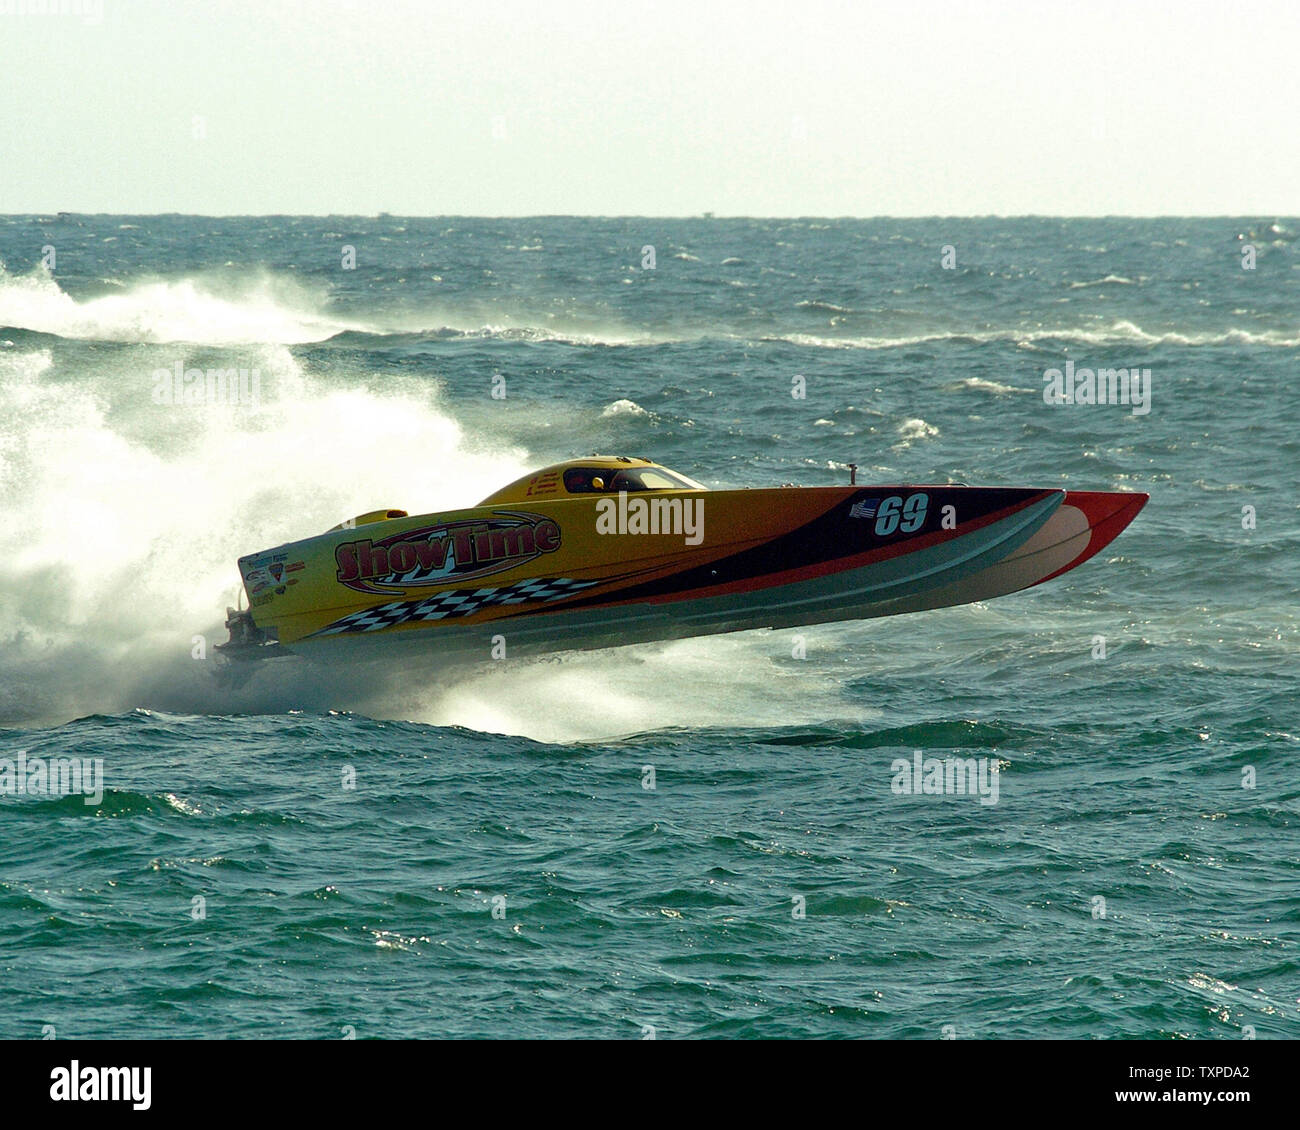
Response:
[0, 340, 871, 741]
[0, 342, 537, 726]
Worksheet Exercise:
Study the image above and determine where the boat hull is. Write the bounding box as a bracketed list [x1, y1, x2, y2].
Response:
[867, 490, 1148, 618]
[230, 483, 1141, 662]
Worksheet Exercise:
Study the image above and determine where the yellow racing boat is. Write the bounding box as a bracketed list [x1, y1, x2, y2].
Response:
[218, 456, 1147, 663]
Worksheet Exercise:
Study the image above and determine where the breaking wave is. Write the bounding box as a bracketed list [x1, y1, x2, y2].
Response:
[3, 264, 1293, 352]
[0, 262, 361, 345]
[766, 321, 1300, 350]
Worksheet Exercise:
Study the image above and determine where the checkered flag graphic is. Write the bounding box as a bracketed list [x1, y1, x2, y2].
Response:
[312, 577, 599, 637]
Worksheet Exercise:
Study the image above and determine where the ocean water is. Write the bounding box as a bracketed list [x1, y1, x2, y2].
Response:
[0, 216, 1296, 1039]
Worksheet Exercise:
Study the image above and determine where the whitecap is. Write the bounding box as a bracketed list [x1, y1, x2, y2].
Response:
[601, 399, 649, 418]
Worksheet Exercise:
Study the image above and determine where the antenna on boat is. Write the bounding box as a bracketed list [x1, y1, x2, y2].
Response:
[848, 463, 858, 485]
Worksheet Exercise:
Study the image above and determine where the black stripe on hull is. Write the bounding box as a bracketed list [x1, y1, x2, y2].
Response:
[554, 487, 1055, 612]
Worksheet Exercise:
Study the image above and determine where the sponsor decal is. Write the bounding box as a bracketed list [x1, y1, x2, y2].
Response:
[335, 511, 562, 594]
[242, 552, 304, 601]
[241, 551, 288, 587]
[524, 471, 561, 497]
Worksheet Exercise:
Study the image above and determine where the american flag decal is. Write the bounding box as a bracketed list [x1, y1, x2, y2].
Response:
[849, 498, 881, 519]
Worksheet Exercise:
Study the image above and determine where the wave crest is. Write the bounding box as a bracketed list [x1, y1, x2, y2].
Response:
[0, 263, 360, 345]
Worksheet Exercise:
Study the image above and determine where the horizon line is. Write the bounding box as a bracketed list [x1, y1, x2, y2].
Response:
[5, 211, 1296, 221]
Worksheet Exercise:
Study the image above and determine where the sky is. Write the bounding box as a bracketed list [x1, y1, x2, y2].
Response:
[0, 0, 1296, 216]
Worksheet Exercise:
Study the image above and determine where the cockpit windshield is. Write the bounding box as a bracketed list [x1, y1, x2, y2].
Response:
[563, 466, 706, 493]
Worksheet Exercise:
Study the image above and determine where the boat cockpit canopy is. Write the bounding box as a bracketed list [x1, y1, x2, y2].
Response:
[477, 456, 707, 506]
[562, 465, 704, 494]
